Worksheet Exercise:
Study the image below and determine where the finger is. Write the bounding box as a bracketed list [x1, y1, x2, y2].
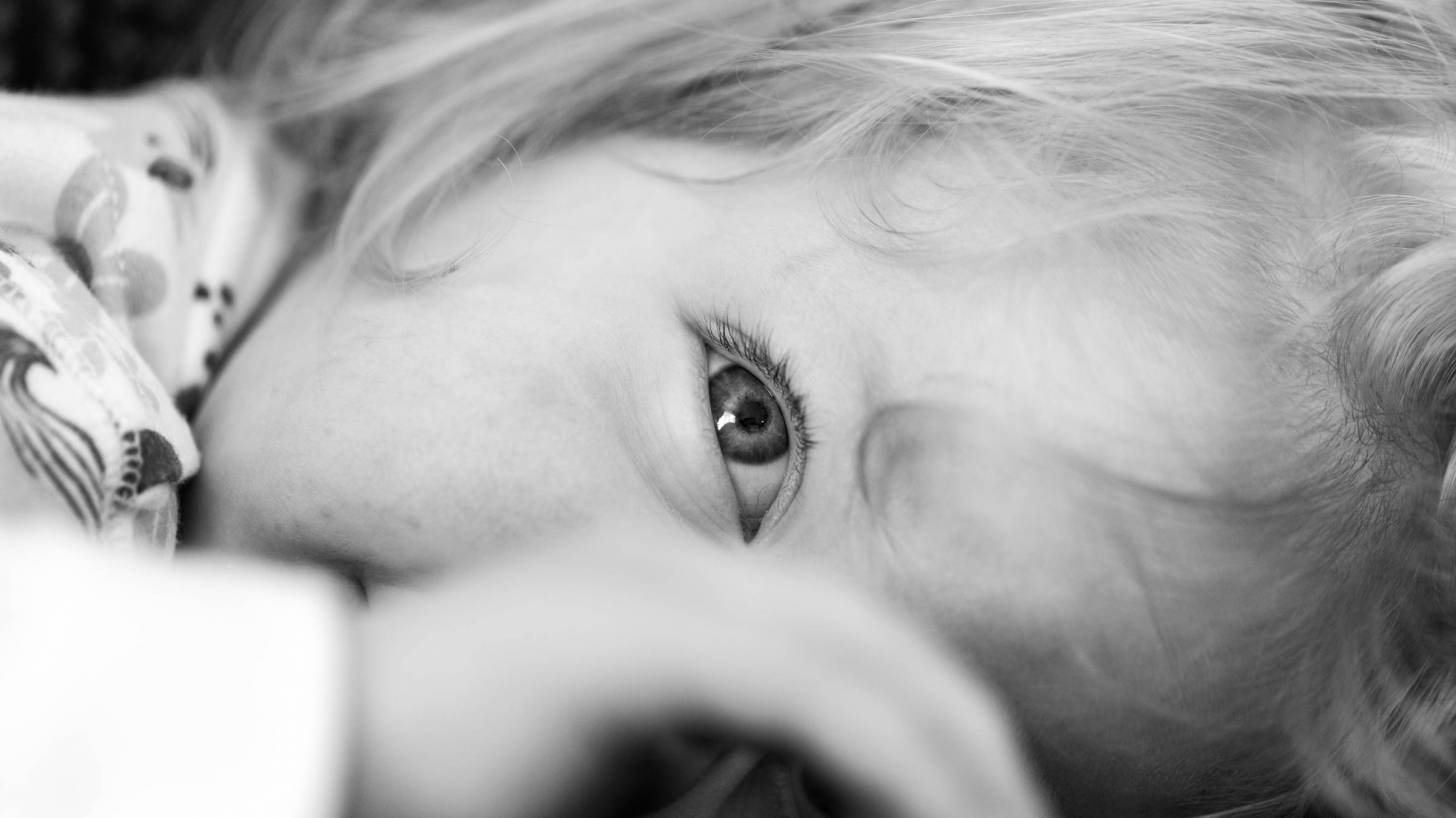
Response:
[624, 621, 1044, 818]
[580, 531, 1044, 812]
[550, 555, 1048, 818]
[712, 555, 1049, 814]
[377, 527, 1050, 818]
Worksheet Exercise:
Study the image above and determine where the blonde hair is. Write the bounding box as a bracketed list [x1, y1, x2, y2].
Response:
[228, 1, 1456, 815]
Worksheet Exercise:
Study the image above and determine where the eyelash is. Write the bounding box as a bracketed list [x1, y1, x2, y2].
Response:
[698, 314, 816, 455]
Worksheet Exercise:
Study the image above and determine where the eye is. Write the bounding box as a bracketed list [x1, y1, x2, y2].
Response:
[691, 314, 813, 542]
[707, 349, 795, 541]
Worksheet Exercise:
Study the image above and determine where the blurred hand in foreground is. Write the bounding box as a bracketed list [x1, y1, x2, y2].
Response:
[348, 520, 1050, 818]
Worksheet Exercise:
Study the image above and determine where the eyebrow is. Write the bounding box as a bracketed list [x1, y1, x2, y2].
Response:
[854, 401, 983, 548]
[768, 246, 843, 282]
[852, 400, 1280, 559]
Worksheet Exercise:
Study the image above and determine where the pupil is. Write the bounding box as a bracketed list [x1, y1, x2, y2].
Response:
[736, 399, 770, 432]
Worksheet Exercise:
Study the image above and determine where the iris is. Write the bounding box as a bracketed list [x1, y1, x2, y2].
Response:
[709, 365, 790, 465]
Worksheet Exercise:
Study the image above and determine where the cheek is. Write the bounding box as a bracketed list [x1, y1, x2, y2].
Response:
[895, 505, 1289, 814]
[190, 308, 418, 556]
[192, 293, 658, 579]
[896, 455, 1279, 708]
[850, 408, 1291, 811]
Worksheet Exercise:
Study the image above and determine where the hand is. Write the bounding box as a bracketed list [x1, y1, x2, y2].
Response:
[348, 519, 1049, 818]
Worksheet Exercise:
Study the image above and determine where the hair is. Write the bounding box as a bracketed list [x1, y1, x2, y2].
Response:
[224, 1, 1456, 815]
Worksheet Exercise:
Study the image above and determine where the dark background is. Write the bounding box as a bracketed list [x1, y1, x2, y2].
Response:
[0, 0, 224, 92]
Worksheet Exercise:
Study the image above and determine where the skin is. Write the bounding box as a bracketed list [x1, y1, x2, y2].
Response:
[188, 136, 1307, 816]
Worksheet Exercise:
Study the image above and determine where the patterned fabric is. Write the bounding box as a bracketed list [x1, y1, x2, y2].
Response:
[0, 83, 303, 552]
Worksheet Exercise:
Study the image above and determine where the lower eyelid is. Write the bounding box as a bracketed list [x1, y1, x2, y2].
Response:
[666, 335, 747, 538]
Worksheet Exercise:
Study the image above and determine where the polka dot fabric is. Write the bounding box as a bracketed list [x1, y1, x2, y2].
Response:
[0, 83, 304, 551]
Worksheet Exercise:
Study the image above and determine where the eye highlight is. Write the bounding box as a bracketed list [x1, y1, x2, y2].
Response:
[694, 316, 813, 542]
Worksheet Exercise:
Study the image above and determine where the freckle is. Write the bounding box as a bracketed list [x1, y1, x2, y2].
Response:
[219, 285, 235, 307]
[146, 133, 160, 147]
[203, 351, 219, 372]
[193, 282, 210, 301]
[213, 311, 224, 327]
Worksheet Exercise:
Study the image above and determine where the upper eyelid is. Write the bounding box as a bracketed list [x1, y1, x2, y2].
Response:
[692, 313, 817, 454]
[701, 316, 790, 391]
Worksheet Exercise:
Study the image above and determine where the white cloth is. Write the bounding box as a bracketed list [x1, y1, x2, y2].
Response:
[0, 523, 351, 818]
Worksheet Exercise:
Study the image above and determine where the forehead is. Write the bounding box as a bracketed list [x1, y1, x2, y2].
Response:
[707, 154, 1289, 475]
[433, 136, 1298, 490]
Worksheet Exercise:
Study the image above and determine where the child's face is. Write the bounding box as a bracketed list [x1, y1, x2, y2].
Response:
[192, 137, 1303, 813]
